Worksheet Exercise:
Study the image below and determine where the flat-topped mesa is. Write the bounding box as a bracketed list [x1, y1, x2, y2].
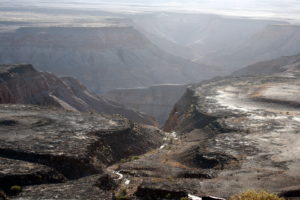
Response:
[163, 56, 300, 197]
[0, 104, 163, 181]
[0, 64, 156, 125]
[9, 26, 148, 49]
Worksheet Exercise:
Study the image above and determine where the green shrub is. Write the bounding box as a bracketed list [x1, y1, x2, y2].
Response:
[131, 156, 140, 160]
[229, 190, 283, 200]
[180, 197, 189, 200]
[114, 188, 132, 200]
[120, 156, 140, 163]
[166, 176, 174, 181]
[165, 193, 171, 198]
[114, 196, 132, 200]
[10, 185, 22, 194]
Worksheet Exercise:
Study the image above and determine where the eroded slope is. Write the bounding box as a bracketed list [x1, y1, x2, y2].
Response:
[0, 64, 156, 125]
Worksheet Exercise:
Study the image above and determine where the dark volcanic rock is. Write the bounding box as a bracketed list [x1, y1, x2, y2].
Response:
[94, 174, 116, 191]
[192, 152, 238, 170]
[0, 64, 156, 125]
[0, 104, 163, 196]
[12, 175, 112, 200]
[279, 187, 300, 199]
[0, 158, 65, 193]
[135, 181, 188, 200]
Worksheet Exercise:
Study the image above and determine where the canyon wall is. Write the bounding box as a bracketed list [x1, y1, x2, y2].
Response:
[0, 26, 215, 93]
[104, 84, 187, 125]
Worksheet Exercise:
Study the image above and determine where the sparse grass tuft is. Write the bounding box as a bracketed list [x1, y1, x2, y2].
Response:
[229, 190, 284, 200]
[180, 197, 189, 200]
[10, 185, 22, 193]
[114, 188, 132, 200]
[120, 156, 140, 163]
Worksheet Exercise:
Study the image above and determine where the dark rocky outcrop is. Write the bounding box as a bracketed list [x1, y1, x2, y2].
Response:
[0, 64, 156, 125]
[13, 175, 113, 200]
[279, 187, 300, 200]
[94, 174, 117, 191]
[135, 181, 188, 200]
[0, 158, 66, 193]
[163, 78, 221, 132]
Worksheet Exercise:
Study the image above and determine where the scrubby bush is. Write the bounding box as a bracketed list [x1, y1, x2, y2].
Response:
[114, 188, 132, 200]
[229, 190, 283, 200]
[120, 156, 140, 163]
[10, 185, 22, 194]
[114, 195, 132, 200]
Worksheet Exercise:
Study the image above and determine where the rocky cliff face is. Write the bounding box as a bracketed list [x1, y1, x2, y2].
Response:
[0, 26, 215, 93]
[103, 84, 187, 126]
[0, 104, 163, 199]
[163, 57, 300, 197]
[0, 64, 156, 125]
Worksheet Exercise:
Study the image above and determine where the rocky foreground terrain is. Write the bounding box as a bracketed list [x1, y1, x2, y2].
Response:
[1, 56, 300, 199]
[0, 105, 163, 199]
[0, 64, 156, 125]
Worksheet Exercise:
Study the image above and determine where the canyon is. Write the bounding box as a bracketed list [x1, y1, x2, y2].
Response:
[0, 25, 214, 93]
[1, 3, 300, 200]
[1, 55, 300, 200]
[132, 13, 300, 72]
[103, 84, 187, 126]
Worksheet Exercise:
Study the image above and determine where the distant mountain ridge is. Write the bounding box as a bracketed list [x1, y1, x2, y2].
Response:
[132, 13, 300, 73]
[0, 26, 215, 93]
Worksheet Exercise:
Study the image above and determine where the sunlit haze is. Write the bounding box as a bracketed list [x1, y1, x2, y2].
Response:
[2, 0, 300, 22]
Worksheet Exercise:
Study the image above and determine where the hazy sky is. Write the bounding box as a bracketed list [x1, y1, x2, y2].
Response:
[2, 0, 300, 22]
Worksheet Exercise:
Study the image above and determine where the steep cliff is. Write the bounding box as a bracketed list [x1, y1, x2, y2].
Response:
[0, 64, 156, 125]
[103, 84, 187, 125]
